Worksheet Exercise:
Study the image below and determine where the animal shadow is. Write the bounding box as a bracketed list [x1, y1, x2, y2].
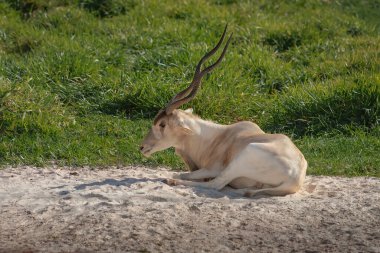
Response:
[69, 176, 274, 200]
[74, 177, 165, 190]
[190, 185, 273, 200]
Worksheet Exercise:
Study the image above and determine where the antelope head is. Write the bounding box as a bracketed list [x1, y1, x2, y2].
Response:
[140, 25, 232, 157]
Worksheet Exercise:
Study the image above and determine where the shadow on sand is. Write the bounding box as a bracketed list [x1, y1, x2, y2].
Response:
[73, 177, 164, 190]
[70, 176, 271, 200]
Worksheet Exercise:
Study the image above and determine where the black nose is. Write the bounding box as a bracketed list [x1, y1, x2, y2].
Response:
[139, 146, 144, 151]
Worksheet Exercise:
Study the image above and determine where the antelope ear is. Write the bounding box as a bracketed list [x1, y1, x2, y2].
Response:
[184, 108, 193, 114]
[177, 115, 194, 135]
[179, 126, 193, 135]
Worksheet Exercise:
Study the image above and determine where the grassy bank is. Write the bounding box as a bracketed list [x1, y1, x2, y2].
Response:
[0, 0, 379, 176]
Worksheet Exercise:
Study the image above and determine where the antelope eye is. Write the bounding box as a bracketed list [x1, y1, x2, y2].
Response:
[159, 122, 166, 128]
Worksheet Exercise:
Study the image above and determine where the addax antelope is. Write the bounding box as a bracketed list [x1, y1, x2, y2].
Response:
[140, 25, 307, 196]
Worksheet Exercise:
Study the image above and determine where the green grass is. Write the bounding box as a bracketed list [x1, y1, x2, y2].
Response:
[0, 0, 379, 177]
[297, 131, 380, 177]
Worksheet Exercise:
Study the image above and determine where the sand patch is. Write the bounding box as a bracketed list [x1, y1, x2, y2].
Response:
[0, 166, 379, 252]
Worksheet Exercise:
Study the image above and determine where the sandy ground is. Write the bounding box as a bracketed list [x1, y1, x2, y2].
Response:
[0, 166, 379, 253]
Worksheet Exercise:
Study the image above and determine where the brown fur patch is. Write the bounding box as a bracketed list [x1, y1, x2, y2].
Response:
[153, 110, 167, 125]
[154, 109, 199, 126]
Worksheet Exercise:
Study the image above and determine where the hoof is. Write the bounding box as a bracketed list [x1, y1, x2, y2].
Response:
[163, 178, 177, 186]
[243, 191, 252, 198]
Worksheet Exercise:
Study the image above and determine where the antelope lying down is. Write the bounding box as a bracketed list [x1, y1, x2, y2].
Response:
[140, 26, 307, 196]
